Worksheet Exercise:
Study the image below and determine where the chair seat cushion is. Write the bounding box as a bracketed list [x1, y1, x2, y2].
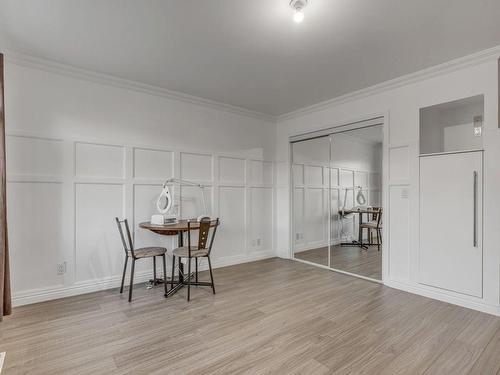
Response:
[172, 246, 208, 258]
[360, 222, 379, 229]
[129, 247, 167, 258]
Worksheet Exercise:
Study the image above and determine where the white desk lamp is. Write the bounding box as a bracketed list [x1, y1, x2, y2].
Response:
[152, 178, 208, 225]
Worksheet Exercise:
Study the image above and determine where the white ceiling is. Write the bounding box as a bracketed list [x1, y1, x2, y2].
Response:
[1, 0, 500, 117]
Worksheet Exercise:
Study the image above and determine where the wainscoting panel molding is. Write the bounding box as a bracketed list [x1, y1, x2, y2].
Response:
[6, 133, 277, 306]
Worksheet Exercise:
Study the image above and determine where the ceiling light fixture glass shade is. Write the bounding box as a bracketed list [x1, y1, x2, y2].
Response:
[293, 10, 304, 23]
[290, 0, 308, 23]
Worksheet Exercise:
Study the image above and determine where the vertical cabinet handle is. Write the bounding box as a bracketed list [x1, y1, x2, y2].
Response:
[473, 171, 478, 247]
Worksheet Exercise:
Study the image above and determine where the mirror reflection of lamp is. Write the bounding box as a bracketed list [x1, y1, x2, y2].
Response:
[151, 178, 208, 225]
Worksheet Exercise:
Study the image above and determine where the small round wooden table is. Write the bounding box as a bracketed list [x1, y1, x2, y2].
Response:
[139, 220, 218, 298]
[338, 208, 381, 249]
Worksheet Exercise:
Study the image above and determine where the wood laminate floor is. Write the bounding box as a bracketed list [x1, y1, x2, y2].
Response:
[1, 258, 500, 374]
[295, 244, 382, 280]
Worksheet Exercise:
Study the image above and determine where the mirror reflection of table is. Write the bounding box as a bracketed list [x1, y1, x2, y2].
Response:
[139, 220, 218, 297]
[338, 208, 380, 249]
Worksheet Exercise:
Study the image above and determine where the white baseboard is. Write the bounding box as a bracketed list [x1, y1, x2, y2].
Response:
[385, 279, 500, 317]
[294, 239, 341, 253]
[293, 236, 376, 253]
[12, 251, 275, 307]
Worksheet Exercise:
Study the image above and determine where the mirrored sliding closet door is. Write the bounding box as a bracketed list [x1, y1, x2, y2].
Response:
[292, 122, 383, 281]
[291, 136, 331, 268]
[329, 125, 383, 280]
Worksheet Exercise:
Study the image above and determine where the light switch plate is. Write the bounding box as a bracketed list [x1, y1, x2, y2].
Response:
[473, 115, 483, 137]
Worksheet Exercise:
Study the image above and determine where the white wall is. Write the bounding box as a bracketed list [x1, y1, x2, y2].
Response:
[276, 56, 500, 315]
[5, 60, 277, 306]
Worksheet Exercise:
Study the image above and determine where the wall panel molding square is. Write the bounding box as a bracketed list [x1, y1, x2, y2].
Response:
[219, 156, 245, 185]
[133, 148, 173, 180]
[75, 142, 125, 178]
[180, 152, 213, 182]
[7, 135, 63, 177]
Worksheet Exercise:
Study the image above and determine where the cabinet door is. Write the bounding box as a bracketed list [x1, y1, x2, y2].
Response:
[419, 151, 482, 297]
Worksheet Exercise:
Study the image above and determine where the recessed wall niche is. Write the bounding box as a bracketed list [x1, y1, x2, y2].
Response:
[419, 95, 484, 155]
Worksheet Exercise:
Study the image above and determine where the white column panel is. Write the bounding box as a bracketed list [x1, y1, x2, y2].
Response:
[75, 183, 124, 282]
[389, 146, 409, 181]
[216, 187, 246, 258]
[8, 182, 65, 292]
[389, 186, 410, 282]
[293, 188, 305, 247]
[250, 187, 273, 252]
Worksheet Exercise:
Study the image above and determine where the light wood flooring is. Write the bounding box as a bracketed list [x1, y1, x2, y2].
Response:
[1, 258, 500, 374]
[295, 244, 382, 280]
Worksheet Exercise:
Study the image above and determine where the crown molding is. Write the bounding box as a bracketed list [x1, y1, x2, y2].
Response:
[2, 49, 277, 123]
[4, 44, 500, 124]
[278, 44, 500, 122]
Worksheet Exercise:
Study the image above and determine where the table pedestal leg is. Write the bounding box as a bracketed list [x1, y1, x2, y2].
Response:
[164, 231, 186, 297]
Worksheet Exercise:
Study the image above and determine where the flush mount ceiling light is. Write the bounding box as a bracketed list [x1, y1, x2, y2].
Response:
[290, 0, 308, 23]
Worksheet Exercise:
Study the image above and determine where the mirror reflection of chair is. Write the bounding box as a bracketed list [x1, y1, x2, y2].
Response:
[171, 217, 219, 301]
[115, 218, 168, 302]
[360, 208, 382, 251]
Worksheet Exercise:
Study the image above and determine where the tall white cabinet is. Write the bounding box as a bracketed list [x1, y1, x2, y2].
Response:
[419, 151, 483, 297]
[419, 96, 484, 298]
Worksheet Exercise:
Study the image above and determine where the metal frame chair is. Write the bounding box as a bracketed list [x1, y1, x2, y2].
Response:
[360, 208, 382, 251]
[115, 218, 168, 302]
[171, 217, 219, 301]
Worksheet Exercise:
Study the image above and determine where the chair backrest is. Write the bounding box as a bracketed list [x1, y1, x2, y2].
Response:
[115, 218, 135, 258]
[375, 208, 382, 227]
[370, 207, 380, 221]
[187, 217, 220, 256]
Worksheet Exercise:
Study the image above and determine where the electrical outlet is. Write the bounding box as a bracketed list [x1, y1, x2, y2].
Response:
[257, 238, 261, 246]
[57, 262, 66, 275]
